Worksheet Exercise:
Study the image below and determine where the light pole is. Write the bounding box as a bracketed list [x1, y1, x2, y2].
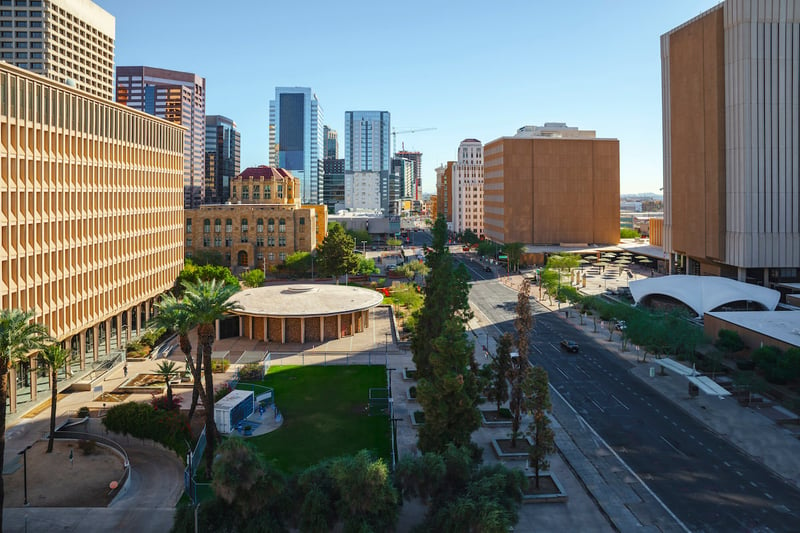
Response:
[361, 240, 367, 255]
[18, 444, 32, 506]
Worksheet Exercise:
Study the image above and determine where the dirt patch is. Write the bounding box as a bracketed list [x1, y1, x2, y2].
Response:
[495, 438, 529, 454]
[524, 475, 558, 495]
[3, 440, 124, 508]
[481, 410, 511, 422]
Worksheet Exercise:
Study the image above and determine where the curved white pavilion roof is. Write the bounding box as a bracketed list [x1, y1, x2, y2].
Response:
[228, 283, 383, 318]
[629, 275, 780, 316]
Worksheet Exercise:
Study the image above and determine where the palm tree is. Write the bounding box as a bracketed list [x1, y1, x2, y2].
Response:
[39, 342, 71, 453]
[155, 360, 179, 409]
[0, 309, 50, 518]
[181, 279, 241, 474]
[152, 294, 204, 419]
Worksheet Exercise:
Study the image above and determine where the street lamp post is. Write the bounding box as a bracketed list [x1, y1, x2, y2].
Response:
[18, 444, 32, 506]
[361, 240, 367, 255]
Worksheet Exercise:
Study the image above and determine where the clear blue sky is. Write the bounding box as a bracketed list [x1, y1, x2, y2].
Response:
[96, 0, 719, 196]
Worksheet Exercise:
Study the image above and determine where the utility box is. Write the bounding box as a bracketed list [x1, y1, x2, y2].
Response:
[214, 389, 254, 434]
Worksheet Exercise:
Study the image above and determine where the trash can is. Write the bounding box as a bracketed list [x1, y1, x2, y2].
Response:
[688, 382, 699, 397]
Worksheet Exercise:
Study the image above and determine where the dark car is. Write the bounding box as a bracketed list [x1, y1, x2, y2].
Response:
[560, 340, 579, 353]
[484, 266, 492, 273]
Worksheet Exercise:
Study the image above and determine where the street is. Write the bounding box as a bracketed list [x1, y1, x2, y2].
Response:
[466, 271, 800, 532]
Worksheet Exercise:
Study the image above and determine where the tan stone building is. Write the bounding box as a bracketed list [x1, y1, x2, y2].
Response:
[435, 161, 454, 224]
[0, 63, 185, 413]
[662, 1, 800, 285]
[185, 166, 321, 271]
[483, 124, 620, 245]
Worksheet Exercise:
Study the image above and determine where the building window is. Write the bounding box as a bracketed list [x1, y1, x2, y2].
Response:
[225, 218, 232, 232]
[241, 218, 248, 232]
[299, 217, 305, 225]
[256, 218, 263, 232]
[279, 218, 286, 232]
[256, 252, 263, 262]
[203, 219, 210, 233]
[277, 185, 283, 199]
[214, 218, 221, 233]
[268, 253, 275, 261]
[279, 252, 287, 261]
[203, 237, 210, 247]
[279, 236, 286, 247]
[225, 238, 232, 247]
[186, 219, 192, 233]
[241, 235, 248, 243]
[214, 237, 221, 247]
[253, 186, 260, 199]
[265, 186, 271, 200]
[242, 186, 249, 200]
[186, 238, 192, 247]
[256, 236, 264, 247]
[268, 236, 275, 247]
[268, 218, 274, 232]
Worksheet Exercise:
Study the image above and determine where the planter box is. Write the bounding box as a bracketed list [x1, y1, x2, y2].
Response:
[491, 437, 533, 460]
[411, 411, 425, 426]
[521, 472, 568, 504]
[480, 409, 512, 427]
[406, 388, 417, 402]
[402, 368, 417, 381]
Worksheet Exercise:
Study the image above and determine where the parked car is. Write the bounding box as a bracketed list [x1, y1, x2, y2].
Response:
[615, 320, 627, 331]
[484, 266, 492, 273]
[560, 340, 579, 353]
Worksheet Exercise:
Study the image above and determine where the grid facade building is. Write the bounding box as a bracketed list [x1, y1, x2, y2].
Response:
[205, 115, 240, 204]
[344, 111, 391, 211]
[323, 158, 345, 213]
[0, 0, 115, 100]
[452, 139, 484, 237]
[483, 125, 619, 246]
[395, 150, 422, 202]
[0, 63, 185, 413]
[662, 0, 800, 286]
[268, 87, 324, 205]
[323, 125, 338, 159]
[116, 66, 206, 209]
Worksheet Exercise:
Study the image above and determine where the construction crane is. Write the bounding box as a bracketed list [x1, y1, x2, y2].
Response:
[392, 127, 436, 155]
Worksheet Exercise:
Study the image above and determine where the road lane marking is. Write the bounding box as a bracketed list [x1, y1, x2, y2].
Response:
[591, 399, 605, 412]
[611, 394, 629, 410]
[660, 436, 687, 457]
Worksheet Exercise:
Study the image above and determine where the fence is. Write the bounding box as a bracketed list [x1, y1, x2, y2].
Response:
[267, 350, 395, 368]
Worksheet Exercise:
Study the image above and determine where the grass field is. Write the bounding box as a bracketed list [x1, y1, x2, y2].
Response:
[243, 365, 391, 473]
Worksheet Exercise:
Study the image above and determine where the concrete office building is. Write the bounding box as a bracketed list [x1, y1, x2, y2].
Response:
[396, 150, 422, 201]
[1, 0, 115, 100]
[345, 171, 382, 211]
[323, 125, 338, 159]
[0, 63, 185, 413]
[435, 161, 454, 224]
[269, 87, 324, 205]
[323, 158, 345, 213]
[452, 139, 484, 237]
[662, 0, 800, 286]
[483, 124, 619, 245]
[205, 115, 241, 204]
[185, 167, 318, 272]
[116, 66, 206, 209]
[344, 111, 391, 210]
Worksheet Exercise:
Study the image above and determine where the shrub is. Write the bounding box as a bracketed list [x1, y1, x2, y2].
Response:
[716, 329, 746, 354]
[102, 401, 190, 457]
[215, 382, 233, 402]
[78, 439, 97, 455]
[76, 406, 90, 418]
[238, 363, 263, 382]
[151, 394, 183, 411]
[752, 345, 786, 384]
[211, 359, 231, 373]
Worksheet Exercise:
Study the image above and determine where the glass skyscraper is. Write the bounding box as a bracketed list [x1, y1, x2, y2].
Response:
[205, 115, 241, 204]
[269, 87, 324, 205]
[344, 111, 391, 210]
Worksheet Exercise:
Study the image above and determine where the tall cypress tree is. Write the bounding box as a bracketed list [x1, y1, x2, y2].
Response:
[411, 216, 472, 381]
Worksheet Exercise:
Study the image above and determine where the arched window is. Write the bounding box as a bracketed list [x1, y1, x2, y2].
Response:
[256, 218, 264, 232]
[279, 218, 286, 232]
[268, 218, 275, 232]
[203, 219, 210, 233]
[214, 218, 221, 232]
[241, 218, 249, 232]
[225, 218, 233, 233]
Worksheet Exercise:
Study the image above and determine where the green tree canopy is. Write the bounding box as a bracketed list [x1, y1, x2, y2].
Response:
[461, 229, 479, 245]
[317, 223, 359, 281]
[176, 262, 238, 295]
[283, 251, 312, 276]
[188, 250, 227, 267]
[355, 256, 380, 275]
[240, 269, 265, 288]
[476, 240, 496, 258]
[502, 242, 525, 271]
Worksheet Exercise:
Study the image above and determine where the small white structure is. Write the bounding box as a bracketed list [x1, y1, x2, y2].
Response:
[214, 389, 255, 434]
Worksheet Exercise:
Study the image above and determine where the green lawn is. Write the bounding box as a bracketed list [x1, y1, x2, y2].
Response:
[241, 365, 391, 473]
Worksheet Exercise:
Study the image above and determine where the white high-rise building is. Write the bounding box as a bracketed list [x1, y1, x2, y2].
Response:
[345, 171, 382, 211]
[1, 0, 115, 100]
[344, 111, 391, 210]
[452, 139, 484, 237]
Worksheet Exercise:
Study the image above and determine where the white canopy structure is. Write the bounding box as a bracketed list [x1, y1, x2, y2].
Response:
[629, 275, 780, 316]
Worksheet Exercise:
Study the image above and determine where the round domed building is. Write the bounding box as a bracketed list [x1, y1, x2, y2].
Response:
[226, 284, 384, 344]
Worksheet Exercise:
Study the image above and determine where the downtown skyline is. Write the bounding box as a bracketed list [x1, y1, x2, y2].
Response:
[96, 0, 721, 196]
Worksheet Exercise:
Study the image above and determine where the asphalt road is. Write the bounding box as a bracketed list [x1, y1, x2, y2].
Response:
[466, 272, 800, 533]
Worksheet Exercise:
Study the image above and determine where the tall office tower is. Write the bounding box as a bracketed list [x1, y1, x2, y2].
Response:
[116, 66, 206, 209]
[435, 161, 454, 224]
[395, 150, 422, 202]
[268, 87, 324, 205]
[205, 115, 241, 204]
[1, 0, 115, 100]
[452, 139, 484, 237]
[0, 63, 185, 413]
[662, 0, 800, 285]
[344, 111, 391, 210]
[483, 124, 619, 245]
[323, 125, 338, 159]
[323, 158, 345, 213]
[392, 157, 415, 199]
